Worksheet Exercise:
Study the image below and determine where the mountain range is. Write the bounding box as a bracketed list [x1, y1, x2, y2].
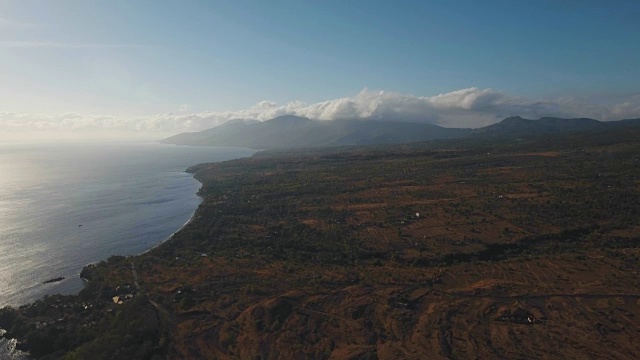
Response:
[161, 115, 640, 149]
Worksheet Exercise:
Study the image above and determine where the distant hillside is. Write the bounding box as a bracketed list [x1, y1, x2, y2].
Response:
[162, 118, 261, 146]
[161, 115, 640, 149]
[161, 115, 471, 148]
[471, 116, 602, 136]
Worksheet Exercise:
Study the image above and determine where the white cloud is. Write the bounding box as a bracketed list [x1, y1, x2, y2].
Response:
[0, 17, 38, 28]
[0, 41, 157, 49]
[1, 88, 639, 137]
[610, 95, 640, 119]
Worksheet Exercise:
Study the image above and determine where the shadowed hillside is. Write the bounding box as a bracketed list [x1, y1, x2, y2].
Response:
[162, 115, 640, 149]
[161, 115, 471, 148]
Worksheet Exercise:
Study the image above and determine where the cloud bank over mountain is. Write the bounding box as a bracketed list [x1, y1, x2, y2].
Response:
[1, 88, 639, 137]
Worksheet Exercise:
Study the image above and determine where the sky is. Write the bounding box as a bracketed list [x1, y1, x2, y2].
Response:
[1, 0, 640, 139]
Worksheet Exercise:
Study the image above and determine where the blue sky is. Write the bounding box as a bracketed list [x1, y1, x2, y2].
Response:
[1, 0, 639, 136]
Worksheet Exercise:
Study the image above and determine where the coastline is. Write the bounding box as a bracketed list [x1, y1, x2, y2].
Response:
[0, 169, 207, 357]
[5, 145, 257, 308]
[46, 170, 208, 301]
[77, 172, 205, 283]
[139, 171, 204, 256]
[0, 150, 255, 358]
[0, 168, 207, 354]
[0, 144, 257, 360]
[136, 147, 258, 257]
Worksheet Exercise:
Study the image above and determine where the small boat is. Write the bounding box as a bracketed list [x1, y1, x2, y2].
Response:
[43, 277, 65, 284]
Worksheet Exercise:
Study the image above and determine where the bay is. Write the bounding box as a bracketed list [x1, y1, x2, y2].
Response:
[0, 141, 254, 308]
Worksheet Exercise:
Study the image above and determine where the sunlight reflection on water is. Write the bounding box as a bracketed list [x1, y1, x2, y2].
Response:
[0, 142, 254, 308]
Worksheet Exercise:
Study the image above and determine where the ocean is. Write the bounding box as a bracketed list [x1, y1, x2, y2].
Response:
[0, 141, 254, 358]
[0, 141, 254, 308]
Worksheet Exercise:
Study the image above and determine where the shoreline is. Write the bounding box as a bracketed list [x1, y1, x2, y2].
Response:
[77, 173, 204, 282]
[0, 170, 207, 347]
[0, 145, 257, 358]
[1, 146, 255, 309]
[139, 172, 204, 256]
[73, 172, 204, 291]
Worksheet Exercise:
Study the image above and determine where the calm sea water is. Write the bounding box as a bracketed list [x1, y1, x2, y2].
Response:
[0, 142, 254, 308]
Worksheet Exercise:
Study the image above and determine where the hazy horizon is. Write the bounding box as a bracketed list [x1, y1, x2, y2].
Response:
[2, 1, 639, 140]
